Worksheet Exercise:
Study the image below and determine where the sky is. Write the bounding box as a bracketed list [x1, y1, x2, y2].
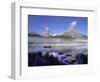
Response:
[28, 15, 88, 35]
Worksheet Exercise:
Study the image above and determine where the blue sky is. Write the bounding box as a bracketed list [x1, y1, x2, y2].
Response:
[28, 15, 88, 35]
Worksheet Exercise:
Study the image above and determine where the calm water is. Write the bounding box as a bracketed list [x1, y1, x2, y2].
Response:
[28, 43, 87, 53]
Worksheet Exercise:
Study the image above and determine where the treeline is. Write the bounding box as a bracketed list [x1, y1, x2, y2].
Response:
[28, 51, 88, 66]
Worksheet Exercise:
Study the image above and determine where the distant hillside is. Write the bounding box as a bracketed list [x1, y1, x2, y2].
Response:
[28, 32, 42, 37]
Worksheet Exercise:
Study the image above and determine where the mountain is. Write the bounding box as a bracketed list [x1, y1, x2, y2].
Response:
[63, 27, 87, 39]
[41, 26, 54, 36]
[28, 27, 87, 39]
[28, 21, 87, 39]
[41, 31, 53, 36]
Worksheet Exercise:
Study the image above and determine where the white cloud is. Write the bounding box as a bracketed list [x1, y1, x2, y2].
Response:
[70, 21, 77, 27]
